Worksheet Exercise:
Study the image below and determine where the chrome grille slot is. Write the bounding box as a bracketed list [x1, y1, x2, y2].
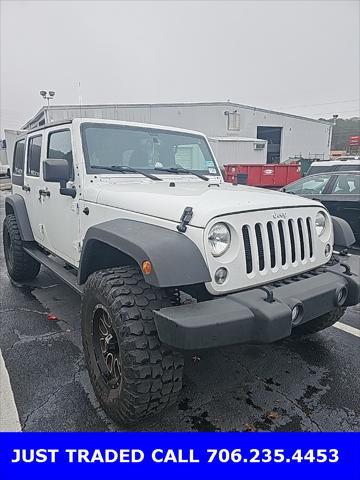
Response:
[297, 218, 305, 260]
[267, 222, 276, 268]
[255, 223, 265, 271]
[306, 217, 314, 258]
[278, 221, 286, 265]
[288, 220, 296, 263]
[242, 225, 252, 274]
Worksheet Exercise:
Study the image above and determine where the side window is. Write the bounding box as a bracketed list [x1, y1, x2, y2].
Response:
[13, 140, 25, 175]
[27, 135, 42, 177]
[47, 130, 73, 161]
[330, 174, 360, 194]
[47, 130, 73, 179]
[285, 174, 332, 195]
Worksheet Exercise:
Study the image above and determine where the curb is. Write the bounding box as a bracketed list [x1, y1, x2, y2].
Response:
[0, 349, 21, 432]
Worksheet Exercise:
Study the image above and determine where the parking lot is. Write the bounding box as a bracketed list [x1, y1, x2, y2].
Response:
[0, 190, 359, 432]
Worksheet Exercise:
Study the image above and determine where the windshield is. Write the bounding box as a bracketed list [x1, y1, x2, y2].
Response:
[81, 123, 219, 176]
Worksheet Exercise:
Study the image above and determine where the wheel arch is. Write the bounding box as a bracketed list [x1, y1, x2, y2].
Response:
[4, 194, 34, 242]
[79, 219, 211, 288]
[79, 239, 138, 282]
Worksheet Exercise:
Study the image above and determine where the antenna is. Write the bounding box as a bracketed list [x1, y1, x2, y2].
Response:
[78, 81, 83, 118]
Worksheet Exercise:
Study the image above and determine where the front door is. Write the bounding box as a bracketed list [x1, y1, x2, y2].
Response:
[36, 127, 80, 266]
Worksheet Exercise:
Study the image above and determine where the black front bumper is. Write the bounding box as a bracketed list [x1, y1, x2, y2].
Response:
[154, 263, 360, 350]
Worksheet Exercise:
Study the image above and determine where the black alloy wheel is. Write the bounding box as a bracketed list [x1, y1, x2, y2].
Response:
[92, 305, 122, 389]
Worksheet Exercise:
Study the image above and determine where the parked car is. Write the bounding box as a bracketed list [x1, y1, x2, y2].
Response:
[0, 140, 10, 177]
[306, 158, 360, 176]
[0, 163, 10, 177]
[3, 118, 359, 425]
[282, 171, 360, 242]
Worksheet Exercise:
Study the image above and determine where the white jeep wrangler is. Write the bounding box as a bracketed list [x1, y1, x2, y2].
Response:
[3, 118, 359, 425]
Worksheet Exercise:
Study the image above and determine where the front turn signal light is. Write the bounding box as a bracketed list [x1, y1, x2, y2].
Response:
[142, 260, 152, 275]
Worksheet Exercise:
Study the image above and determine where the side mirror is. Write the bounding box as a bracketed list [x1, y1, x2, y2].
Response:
[43, 158, 70, 183]
[43, 158, 76, 198]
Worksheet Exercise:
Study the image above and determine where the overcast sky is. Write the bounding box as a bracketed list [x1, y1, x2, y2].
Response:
[1, 0, 359, 133]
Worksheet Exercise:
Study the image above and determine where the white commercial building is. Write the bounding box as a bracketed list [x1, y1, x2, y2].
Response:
[22, 102, 332, 166]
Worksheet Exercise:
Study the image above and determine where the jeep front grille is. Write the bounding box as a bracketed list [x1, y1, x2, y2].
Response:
[242, 217, 314, 275]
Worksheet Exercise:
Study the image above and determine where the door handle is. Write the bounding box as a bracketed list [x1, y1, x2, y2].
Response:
[22, 185, 31, 192]
[38, 189, 50, 198]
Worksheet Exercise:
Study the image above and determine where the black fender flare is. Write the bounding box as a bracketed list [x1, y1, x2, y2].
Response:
[331, 216, 355, 248]
[4, 194, 34, 242]
[79, 219, 211, 287]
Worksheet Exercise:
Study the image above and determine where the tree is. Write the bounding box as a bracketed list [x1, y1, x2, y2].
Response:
[319, 117, 360, 150]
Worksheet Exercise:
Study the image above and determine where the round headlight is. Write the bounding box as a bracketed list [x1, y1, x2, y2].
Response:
[208, 223, 231, 257]
[315, 211, 327, 236]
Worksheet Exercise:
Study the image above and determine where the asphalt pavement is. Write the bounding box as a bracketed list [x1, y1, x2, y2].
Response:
[0, 191, 359, 432]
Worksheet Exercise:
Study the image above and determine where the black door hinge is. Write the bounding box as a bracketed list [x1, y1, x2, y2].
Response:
[38, 189, 50, 198]
[177, 206, 193, 233]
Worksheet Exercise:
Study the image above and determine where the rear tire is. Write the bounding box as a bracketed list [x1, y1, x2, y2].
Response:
[293, 307, 346, 336]
[81, 266, 184, 425]
[3, 214, 40, 281]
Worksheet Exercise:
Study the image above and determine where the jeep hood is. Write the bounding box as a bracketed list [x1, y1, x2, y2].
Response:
[90, 179, 321, 228]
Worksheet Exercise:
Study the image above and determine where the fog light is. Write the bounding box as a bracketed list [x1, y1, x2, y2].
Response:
[214, 267, 228, 285]
[291, 304, 302, 324]
[336, 287, 347, 306]
[325, 244, 331, 256]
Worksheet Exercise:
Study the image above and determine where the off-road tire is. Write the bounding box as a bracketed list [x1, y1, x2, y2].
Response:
[293, 307, 346, 336]
[3, 214, 40, 281]
[81, 266, 184, 425]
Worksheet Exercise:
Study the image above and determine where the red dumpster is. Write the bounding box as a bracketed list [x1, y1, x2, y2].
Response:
[224, 163, 301, 188]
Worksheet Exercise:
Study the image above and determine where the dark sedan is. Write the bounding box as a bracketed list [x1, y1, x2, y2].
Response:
[282, 171, 360, 243]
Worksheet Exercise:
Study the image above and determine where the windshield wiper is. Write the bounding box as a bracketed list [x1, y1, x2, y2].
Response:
[91, 165, 162, 181]
[154, 166, 209, 181]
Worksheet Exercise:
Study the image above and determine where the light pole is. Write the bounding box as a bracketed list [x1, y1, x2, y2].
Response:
[40, 90, 55, 108]
[330, 114, 338, 157]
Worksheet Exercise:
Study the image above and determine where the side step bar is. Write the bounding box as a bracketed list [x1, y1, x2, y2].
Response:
[24, 246, 84, 295]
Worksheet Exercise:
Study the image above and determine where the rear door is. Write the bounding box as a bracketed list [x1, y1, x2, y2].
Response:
[11, 138, 26, 192]
[22, 134, 46, 245]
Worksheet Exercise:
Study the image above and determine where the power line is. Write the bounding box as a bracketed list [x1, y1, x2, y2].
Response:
[273, 99, 359, 110]
[312, 109, 360, 117]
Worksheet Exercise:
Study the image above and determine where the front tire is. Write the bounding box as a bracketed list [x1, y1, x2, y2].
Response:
[3, 214, 40, 281]
[81, 266, 184, 425]
[293, 307, 346, 336]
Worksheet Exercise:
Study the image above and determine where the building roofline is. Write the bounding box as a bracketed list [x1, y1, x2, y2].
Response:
[22, 101, 333, 129]
[26, 120, 73, 134]
[209, 136, 267, 142]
